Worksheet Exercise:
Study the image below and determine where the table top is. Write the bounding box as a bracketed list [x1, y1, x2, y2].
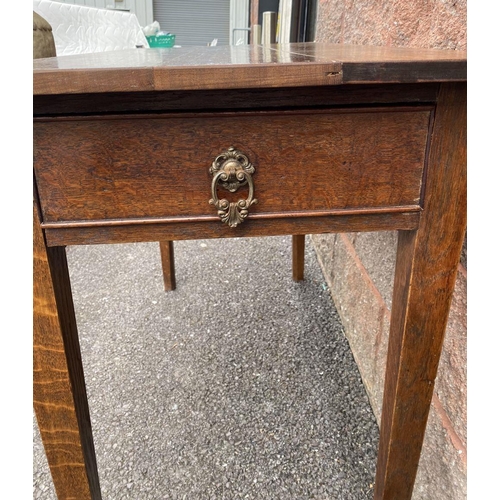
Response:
[33, 42, 467, 95]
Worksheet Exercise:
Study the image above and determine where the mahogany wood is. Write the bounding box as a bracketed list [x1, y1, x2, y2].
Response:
[374, 83, 467, 499]
[159, 241, 176, 291]
[33, 43, 466, 500]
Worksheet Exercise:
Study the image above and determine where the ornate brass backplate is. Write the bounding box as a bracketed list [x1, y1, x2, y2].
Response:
[209, 147, 257, 227]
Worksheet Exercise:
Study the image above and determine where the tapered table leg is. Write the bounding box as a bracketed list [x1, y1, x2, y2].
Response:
[160, 240, 176, 291]
[374, 83, 467, 499]
[292, 234, 305, 281]
[33, 201, 101, 500]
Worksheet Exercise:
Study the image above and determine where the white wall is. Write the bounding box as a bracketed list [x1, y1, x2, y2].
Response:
[48, 0, 154, 27]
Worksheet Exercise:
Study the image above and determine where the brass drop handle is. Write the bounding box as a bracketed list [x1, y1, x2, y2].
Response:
[209, 147, 257, 227]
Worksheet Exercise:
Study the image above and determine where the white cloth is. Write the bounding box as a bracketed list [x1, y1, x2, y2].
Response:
[33, 0, 148, 55]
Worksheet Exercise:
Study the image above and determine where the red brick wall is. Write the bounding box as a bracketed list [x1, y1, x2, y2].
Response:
[315, 0, 466, 50]
[312, 2, 467, 499]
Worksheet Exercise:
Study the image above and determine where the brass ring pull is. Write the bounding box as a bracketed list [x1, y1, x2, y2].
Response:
[209, 147, 257, 227]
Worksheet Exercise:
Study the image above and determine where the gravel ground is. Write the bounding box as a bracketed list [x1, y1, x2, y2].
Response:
[33, 236, 379, 500]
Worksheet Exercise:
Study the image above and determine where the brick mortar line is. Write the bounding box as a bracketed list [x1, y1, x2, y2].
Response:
[338, 234, 392, 321]
[458, 262, 467, 279]
[313, 233, 466, 461]
[338, 235, 467, 462]
[336, 234, 392, 356]
[432, 393, 467, 465]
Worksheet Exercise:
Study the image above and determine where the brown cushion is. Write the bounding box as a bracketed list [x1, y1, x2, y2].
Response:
[33, 11, 56, 59]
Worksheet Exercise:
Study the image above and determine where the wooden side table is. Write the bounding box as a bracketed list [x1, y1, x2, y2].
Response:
[33, 43, 466, 500]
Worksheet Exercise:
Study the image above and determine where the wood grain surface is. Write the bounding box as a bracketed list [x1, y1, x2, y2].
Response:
[34, 107, 430, 225]
[42, 211, 421, 248]
[32, 45, 341, 95]
[292, 234, 306, 281]
[159, 240, 176, 291]
[286, 43, 467, 83]
[160, 235, 306, 290]
[33, 201, 101, 500]
[33, 43, 466, 95]
[32, 45, 467, 500]
[374, 83, 467, 500]
[33, 83, 441, 117]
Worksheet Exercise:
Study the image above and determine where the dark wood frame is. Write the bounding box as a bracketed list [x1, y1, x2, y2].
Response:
[33, 44, 466, 500]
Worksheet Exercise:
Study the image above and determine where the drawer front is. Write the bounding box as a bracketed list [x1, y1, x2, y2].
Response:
[34, 108, 430, 224]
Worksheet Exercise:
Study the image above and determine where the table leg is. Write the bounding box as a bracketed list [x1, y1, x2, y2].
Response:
[373, 83, 467, 499]
[292, 234, 305, 281]
[33, 202, 101, 500]
[161, 236, 305, 288]
[160, 240, 176, 291]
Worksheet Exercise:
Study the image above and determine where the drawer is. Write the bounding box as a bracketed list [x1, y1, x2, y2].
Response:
[34, 108, 431, 225]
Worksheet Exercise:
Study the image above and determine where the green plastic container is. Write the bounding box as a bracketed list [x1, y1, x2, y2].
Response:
[146, 34, 176, 48]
